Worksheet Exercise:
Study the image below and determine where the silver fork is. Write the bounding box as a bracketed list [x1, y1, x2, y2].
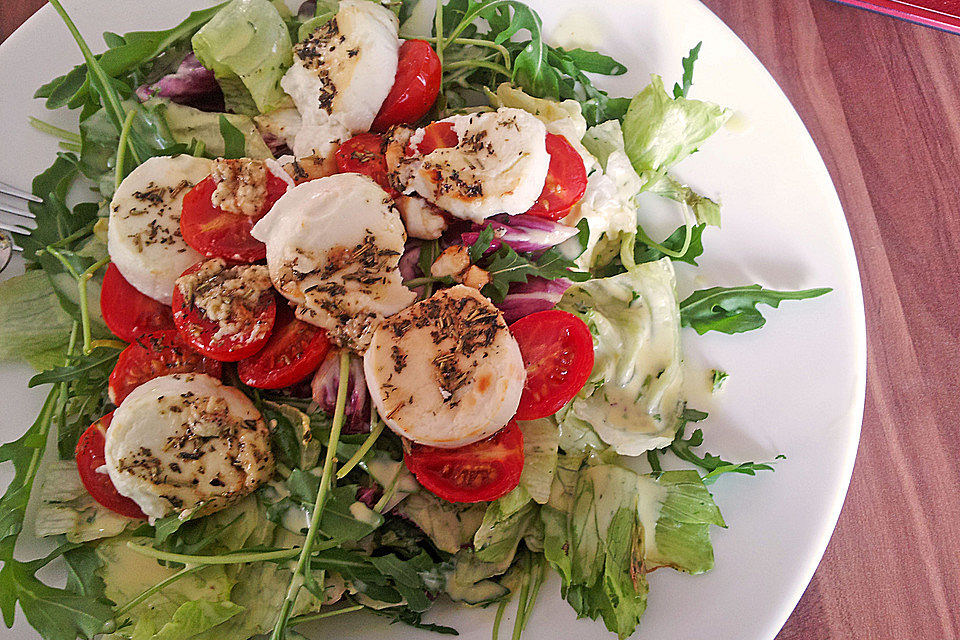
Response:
[0, 181, 40, 273]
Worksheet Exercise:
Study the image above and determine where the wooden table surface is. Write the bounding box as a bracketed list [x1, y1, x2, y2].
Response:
[3, 1, 959, 638]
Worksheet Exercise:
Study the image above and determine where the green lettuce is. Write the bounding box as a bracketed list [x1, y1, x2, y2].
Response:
[621, 75, 731, 174]
[34, 461, 134, 543]
[641, 470, 726, 573]
[516, 418, 559, 504]
[540, 463, 724, 639]
[0, 270, 75, 370]
[149, 99, 274, 159]
[558, 259, 685, 455]
[191, 0, 293, 114]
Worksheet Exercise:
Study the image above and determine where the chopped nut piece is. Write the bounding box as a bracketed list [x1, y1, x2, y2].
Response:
[430, 245, 471, 280]
[177, 259, 273, 343]
[283, 153, 338, 185]
[211, 158, 269, 216]
[395, 195, 448, 240]
[462, 265, 491, 290]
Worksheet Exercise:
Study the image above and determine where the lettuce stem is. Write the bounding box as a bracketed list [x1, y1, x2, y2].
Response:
[492, 599, 508, 640]
[373, 464, 403, 513]
[405, 36, 511, 70]
[78, 256, 110, 354]
[115, 109, 138, 191]
[270, 350, 351, 640]
[28, 117, 81, 143]
[444, 59, 511, 77]
[336, 409, 383, 480]
[289, 604, 364, 626]
[112, 564, 204, 620]
[125, 539, 339, 565]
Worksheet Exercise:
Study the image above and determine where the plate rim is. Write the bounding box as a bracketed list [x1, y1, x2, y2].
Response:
[0, 1, 868, 639]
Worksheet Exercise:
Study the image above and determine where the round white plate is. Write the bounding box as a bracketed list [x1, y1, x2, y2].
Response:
[0, 1, 866, 639]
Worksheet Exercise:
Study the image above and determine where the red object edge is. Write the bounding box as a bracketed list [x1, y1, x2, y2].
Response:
[828, 0, 960, 34]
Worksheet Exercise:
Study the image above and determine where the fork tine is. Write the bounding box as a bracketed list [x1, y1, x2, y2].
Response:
[0, 222, 32, 236]
[0, 181, 42, 203]
[0, 203, 36, 219]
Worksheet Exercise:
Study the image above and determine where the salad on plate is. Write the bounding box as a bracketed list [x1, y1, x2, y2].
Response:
[0, 1, 831, 639]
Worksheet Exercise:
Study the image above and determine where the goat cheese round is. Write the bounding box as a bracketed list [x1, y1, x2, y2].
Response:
[281, 0, 400, 158]
[251, 173, 416, 350]
[103, 373, 273, 520]
[108, 155, 213, 304]
[364, 285, 526, 448]
[399, 108, 550, 222]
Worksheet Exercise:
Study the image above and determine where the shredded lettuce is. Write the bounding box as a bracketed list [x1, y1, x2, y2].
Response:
[621, 75, 731, 174]
[191, 0, 293, 114]
[558, 259, 685, 455]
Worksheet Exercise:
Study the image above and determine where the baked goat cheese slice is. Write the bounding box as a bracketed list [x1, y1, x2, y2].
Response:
[398, 108, 550, 222]
[364, 285, 526, 448]
[251, 173, 416, 350]
[104, 373, 273, 521]
[281, 0, 399, 158]
[108, 155, 213, 304]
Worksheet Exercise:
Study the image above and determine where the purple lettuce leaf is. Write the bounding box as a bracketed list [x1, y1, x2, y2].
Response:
[136, 53, 225, 112]
[461, 214, 578, 255]
[496, 276, 573, 323]
[311, 349, 370, 434]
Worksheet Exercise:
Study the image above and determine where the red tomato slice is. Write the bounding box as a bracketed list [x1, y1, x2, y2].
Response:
[180, 171, 288, 263]
[403, 421, 524, 503]
[237, 306, 331, 389]
[100, 263, 175, 342]
[371, 39, 442, 132]
[409, 121, 458, 156]
[108, 330, 222, 405]
[510, 310, 595, 420]
[524, 134, 588, 220]
[172, 262, 277, 362]
[76, 413, 147, 519]
[334, 133, 399, 197]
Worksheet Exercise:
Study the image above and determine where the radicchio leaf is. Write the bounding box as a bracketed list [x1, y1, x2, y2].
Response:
[136, 53, 224, 112]
[311, 349, 370, 434]
[461, 214, 578, 255]
[497, 276, 573, 323]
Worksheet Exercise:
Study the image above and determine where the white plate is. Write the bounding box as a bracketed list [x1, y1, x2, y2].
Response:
[0, 1, 866, 639]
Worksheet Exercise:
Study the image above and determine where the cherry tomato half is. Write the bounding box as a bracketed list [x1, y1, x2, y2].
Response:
[403, 421, 524, 503]
[180, 171, 288, 263]
[237, 306, 331, 389]
[510, 310, 595, 420]
[409, 121, 458, 156]
[172, 262, 277, 362]
[524, 134, 588, 220]
[335, 133, 399, 197]
[76, 413, 147, 519]
[371, 39, 442, 132]
[108, 330, 222, 405]
[100, 263, 175, 342]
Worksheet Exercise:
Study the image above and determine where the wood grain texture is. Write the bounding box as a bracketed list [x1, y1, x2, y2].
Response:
[2, 1, 959, 638]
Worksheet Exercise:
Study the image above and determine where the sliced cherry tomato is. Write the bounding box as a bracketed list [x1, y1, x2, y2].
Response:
[334, 133, 399, 197]
[180, 171, 288, 263]
[371, 39, 442, 132]
[237, 306, 331, 389]
[172, 262, 277, 362]
[100, 263, 175, 342]
[108, 329, 222, 405]
[510, 309, 595, 420]
[524, 133, 588, 220]
[409, 121, 458, 156]
[403, 421, 524, 503]
[76, 413, 147, 519]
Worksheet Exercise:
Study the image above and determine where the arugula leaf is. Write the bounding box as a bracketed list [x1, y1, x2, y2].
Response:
[0, 556, 113, 640]
[36, 5, 225, 110]
[372, 606, 459, 635]
[651, 408, 784, 483]
[711, 369, 729, 393]
[634, 223, 705, 267]
[28, 346, 120, 387]
[62, 546, 108, 600]
[679, 285, 832, 335]
[673, 42, 702, 99]
[218, 115, 246, 159]
[480, 244, 587, 302]
[467, 225, 495, 262]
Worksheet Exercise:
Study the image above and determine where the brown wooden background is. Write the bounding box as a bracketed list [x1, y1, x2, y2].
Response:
[3, 1, 960, 638]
